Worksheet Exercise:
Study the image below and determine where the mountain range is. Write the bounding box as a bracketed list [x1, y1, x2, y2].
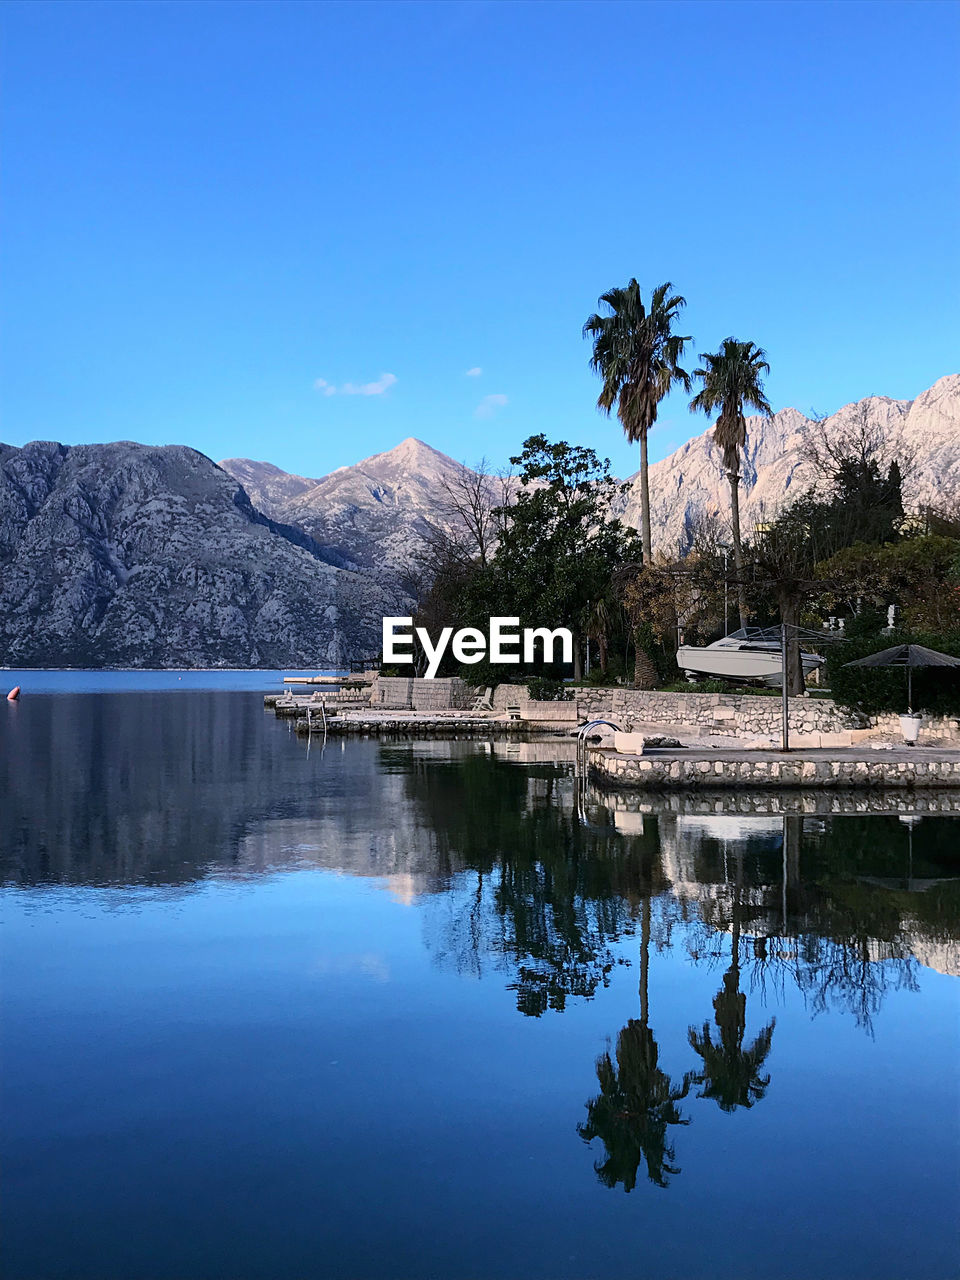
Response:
[221, 374, 960, 567]
[0, 442, 386, 668]
[2, 375, 957, 667]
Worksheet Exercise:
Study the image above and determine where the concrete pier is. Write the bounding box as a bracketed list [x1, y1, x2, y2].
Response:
[589, 745, 960, 789]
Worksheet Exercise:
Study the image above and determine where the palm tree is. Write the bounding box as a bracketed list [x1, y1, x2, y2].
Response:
[584, 280, 691, 564]
[690, 338, 772, 630]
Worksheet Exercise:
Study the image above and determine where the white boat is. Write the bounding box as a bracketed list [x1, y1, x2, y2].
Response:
[676, 628, 825, 688]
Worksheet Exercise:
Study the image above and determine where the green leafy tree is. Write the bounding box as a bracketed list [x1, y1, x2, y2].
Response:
[817, 535, 960, 633]
[744, 484, 904, 694]
[736, 427, 909, 693]
[690, 339, 773, 629]
[584, 279, 691, 563]
[806, 402, 907, 548]
[464, 435, 640, 680]
[622, 551, 723, 656]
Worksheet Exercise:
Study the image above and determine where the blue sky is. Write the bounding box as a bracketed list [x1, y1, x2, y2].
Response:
[2, 0, 957, 480]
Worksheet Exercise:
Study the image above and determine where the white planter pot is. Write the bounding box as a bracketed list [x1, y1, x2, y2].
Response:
[899, 713, 923, 744]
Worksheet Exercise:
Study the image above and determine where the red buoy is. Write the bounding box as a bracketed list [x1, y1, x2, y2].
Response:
[7, 686, 20, 701]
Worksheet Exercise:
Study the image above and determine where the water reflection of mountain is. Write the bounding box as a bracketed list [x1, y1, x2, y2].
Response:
[1, 694, 397, 887]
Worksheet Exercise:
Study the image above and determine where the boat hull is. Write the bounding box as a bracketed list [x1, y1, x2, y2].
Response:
[676, 645, 823, 688]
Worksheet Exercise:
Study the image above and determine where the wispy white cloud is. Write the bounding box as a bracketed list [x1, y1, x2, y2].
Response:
[314, 372, 397, 397]
[474, 393, 508, 419]
[343, 372, 397, 396]
[465, 366, 483, 377]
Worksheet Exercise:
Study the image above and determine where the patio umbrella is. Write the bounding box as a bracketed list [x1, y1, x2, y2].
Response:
[843, 644, 960, 713]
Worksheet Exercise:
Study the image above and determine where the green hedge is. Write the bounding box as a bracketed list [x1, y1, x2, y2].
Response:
[526, 677, 573, 702]
[826, 631, 960, 716]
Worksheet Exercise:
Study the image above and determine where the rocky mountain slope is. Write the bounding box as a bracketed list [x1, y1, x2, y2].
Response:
[0, 441, 387, 667]
[221, 437, 473, 576]
[619, 373, 960, 552]
[224, 376, 960, 571]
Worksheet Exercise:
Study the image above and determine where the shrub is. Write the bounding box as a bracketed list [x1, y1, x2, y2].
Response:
[661, 679, 726, 694]
[526, 677, 573, 702]
[659, 679, 782, 696]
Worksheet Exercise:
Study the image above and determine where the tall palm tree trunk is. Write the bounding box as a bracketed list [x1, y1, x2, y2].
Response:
[639, 431, 652, 563]
[727, 470, 749, 630]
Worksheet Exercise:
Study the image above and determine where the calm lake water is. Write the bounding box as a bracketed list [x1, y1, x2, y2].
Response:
[2, 689, 959, 1279]
[1, 668, 344, 694]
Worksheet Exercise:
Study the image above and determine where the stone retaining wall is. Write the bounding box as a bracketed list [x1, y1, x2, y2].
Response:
[374, 680, 960, 743]
[574, 687, 960, 743]
[492, 683, 530, 710]
[301, 716, 542, 737]
[524, 700, 578, 724]
[574, 688, 868, 738]
[589, 746, 960, 789]
[870, 711, 960, 743]
[491, 683, 577, 722]
[411, 677, 472, 711]
[370, 676, 413, 708]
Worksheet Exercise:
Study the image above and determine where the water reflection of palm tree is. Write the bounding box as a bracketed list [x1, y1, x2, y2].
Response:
[579, 896, 693, 1190]
[688, 969, 775, 1111]
[688, 852, 775, 1112]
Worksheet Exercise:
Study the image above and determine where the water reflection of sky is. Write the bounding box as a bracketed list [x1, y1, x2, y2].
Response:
[2, 695, 958, 1280]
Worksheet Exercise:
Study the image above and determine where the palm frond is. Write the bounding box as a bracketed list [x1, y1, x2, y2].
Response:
[689, 336, 773, 471]
[583, 278, 690, 440]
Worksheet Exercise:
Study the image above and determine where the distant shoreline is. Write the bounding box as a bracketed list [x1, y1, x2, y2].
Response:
[1, 666, 348, 674]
